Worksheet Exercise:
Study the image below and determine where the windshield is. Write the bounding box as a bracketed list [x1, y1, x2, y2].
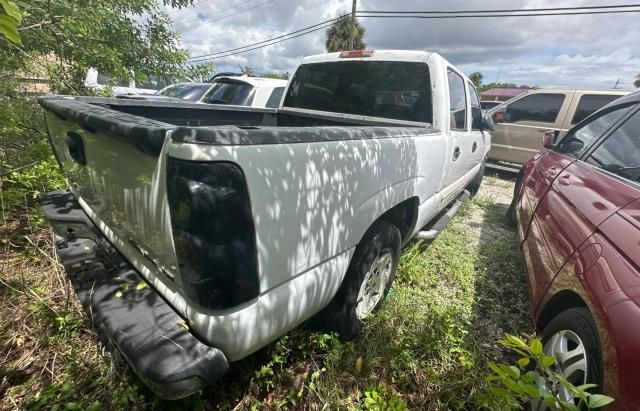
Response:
[96, 73, 129, 87]
[137, 75, 171, 91]
[283, 61, 432, 123]
[203, 81, 255, 105]
[158, 84, 212, 101]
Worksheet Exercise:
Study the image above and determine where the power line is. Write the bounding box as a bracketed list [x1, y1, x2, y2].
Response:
[180, 0, 329, 40]
[358, 3, 640, 14]
[188, 19, 338, 62]
[185, 4, 640, 63]
[187, 16, 341, 61]
[172, 0, 260, 21]
[175, 0, 277, 29]
[357, 9, 640, 19]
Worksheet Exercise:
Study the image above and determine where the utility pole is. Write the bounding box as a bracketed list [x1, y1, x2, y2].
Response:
[349, 0, 356, 50]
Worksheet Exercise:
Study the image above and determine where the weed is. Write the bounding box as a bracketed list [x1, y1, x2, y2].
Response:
[363, 383, 407, 411]
[477, 334, 614, 410]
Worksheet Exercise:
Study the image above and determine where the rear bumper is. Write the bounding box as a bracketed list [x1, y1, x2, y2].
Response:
[40, 190, 229, 399]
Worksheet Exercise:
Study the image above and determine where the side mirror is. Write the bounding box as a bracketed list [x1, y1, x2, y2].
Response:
[542, 130, 556, 148]
[481, 113, 495, 131]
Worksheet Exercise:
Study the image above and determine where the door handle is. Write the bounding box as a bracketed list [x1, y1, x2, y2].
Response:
[558, 173, 571, 185]
[66, 131, 87, 165]
[452, 146, 461, 161]
[472, 142, 478, 153]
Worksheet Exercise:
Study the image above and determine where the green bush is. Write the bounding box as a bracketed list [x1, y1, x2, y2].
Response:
[477, 334, 614, 410]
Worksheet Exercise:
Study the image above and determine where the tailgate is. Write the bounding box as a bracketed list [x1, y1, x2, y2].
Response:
[39, 96, 180, 285]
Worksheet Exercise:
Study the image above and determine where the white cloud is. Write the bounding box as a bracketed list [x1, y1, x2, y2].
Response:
[169, 0, 640, 90]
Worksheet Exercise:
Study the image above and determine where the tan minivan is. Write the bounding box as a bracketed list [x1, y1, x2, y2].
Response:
[488, 89, 628, 166]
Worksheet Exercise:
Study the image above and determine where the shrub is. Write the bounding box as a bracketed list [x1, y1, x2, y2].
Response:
[477, 334, 614, 410]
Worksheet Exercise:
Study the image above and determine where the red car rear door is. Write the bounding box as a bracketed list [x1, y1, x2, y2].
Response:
[592, 200, 640, 408]
[520, 103, 638, 310]
[576, 108, 640, 408]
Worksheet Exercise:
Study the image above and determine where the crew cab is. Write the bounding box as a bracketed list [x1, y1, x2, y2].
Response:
[488, 88, 628, 168]
[38, 50, 492, 398]
[511, 91, 640, 408]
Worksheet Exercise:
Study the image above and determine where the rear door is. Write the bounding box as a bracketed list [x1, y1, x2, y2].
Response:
[441, 67, 472, 198]
[593, 200, 640, 407]
[466, 81, 487, 168]
[521, 102, 640, 309]
[490, 91, 571, 165]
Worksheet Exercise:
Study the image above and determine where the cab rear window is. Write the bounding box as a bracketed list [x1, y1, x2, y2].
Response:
[283, 61, 432, 124]
[203, 81, 255, 106]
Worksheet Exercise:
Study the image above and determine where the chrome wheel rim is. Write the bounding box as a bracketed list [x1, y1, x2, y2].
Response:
[533, 330, 588, 410]
[355, 248, 393, 320]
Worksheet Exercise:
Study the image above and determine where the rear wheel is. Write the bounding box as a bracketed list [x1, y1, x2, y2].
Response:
[316, 220, 401, 340]
[533, 308, 603, 410]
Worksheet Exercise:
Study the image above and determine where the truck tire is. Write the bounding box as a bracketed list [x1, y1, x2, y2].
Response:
[466, 158, 485, 197]
[537, 308, 603, 406]
[316, 220, 401, 340]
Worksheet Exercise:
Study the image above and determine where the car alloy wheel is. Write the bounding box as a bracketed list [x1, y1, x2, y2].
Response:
[533, 307, 601, 411]
[541, 330, 588, 403]
[355, 248, 393, 320]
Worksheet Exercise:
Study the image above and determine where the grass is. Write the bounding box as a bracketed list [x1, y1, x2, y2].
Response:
[0, 174, 533, 410]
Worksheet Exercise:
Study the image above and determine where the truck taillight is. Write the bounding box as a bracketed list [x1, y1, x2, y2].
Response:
[339, 50, 374, 58]
[166, 158, 259, 310]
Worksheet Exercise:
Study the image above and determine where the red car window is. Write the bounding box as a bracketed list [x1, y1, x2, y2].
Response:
[587, 108, 640, 184]
[556, 104, 634, 159]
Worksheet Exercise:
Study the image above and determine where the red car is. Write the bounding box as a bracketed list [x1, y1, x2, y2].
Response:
[511, 91, 640, 409]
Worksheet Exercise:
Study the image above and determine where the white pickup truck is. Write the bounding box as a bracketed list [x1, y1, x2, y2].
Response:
[39, 50, 493, 398]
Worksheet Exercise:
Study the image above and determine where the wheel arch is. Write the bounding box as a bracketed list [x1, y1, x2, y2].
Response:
[536, 289, 588, 331]
[376, 196, 419, 245]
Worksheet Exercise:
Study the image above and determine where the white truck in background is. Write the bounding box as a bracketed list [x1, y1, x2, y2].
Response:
[84, 68, 179, 96]
[39, 50, 493, 398]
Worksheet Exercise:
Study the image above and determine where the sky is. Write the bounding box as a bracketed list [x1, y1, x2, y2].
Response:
[167, 0, 640, 90]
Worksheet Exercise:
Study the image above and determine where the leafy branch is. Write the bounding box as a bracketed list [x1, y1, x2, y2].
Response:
[477, 334, 614, 410]
[0, 0, 23, 43]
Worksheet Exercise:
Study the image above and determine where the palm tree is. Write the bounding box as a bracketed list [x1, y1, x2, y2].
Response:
[325, 15, 366, 52]
[469, 72, 483, 88]
[634, 73, 640, 88]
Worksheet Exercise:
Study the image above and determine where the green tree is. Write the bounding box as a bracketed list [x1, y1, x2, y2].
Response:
[469, 72, 483, 88]
[1, 0, 191, 93]
[634, 73, 640, 88]
[262, 71, 289, 80]
[0, 0, 22, 43]
[184, 61, 217, 82]
[239, 65, 256, 76]
[478, 82, 522, 93]
[325, 14, 366, 52]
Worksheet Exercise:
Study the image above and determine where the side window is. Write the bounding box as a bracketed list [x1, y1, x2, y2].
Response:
[505, 93, 565, 123]
[447, 69, 466, 130]
[556, 104, 634, 158]
[571, 94, 621, 124]
[467, 82, 482, 130]
[586, 108, 640, 183]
